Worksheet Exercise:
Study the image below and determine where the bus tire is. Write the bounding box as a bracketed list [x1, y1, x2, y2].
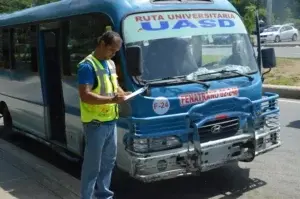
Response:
[0, 103, 13, 138]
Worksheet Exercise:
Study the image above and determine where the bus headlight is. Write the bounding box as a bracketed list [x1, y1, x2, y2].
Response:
[131, 136, 182, 153]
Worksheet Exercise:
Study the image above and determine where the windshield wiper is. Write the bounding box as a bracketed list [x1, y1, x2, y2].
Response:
[197, 69, 254, 81]
[223, 70, 254, 81]
[159, 76, 210, 88]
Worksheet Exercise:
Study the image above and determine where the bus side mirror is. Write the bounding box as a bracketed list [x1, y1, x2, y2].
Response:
[261, 48, 276, 68]
[126, 45, 143, 76]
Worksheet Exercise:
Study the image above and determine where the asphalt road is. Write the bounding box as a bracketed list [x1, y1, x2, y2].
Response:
[269, 46, 300, 58]
[203, 46, 300, 58]
[262, 41, 300, 46]
[1, 98, 300, 199]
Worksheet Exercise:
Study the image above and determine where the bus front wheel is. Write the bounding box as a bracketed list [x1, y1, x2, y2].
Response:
[0, 103, 13, 138]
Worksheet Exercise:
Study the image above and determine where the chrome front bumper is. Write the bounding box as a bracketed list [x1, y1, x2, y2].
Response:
[129, 127, 280, 183]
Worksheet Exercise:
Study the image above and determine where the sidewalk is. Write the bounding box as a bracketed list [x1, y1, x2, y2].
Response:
[0, 137, 80, 199]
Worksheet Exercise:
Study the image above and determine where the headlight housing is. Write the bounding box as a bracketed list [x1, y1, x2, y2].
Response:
[130, 136, 182, 153]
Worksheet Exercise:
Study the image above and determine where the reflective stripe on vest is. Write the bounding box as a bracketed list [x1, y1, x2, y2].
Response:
[78, 54, 119, 123]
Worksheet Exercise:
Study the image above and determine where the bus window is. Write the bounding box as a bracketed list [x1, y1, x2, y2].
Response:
[59, 13, 125, 89]
[112, 51, 125, 89]
[2, 29, 10, 69]
[13, 25, 38, 73]
[0, 30, 3, 68]
[68, 14, 113, 76]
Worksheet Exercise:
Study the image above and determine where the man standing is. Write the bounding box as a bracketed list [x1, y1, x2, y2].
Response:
[77, 31, 129, 199]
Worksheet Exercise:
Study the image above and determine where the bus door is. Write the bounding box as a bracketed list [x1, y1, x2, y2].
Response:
[39, 28, 66, 145]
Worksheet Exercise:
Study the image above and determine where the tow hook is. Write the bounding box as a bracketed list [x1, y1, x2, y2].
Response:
[176, 153, 199, 172]
[239, 141, 255, 162]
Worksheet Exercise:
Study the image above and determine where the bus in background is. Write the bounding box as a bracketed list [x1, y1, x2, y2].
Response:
[0, 0, 280, 183]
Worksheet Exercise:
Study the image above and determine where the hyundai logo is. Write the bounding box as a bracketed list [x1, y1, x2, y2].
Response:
[211, 124, 222, 134]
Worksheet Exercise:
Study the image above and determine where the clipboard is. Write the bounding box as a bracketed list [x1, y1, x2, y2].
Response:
[124, 86, 148, 101]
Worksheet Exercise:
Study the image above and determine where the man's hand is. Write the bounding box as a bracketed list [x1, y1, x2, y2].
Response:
[117, 87, 133, 96]
[116, 91, 132, 96]
[112, 93, 126, 104]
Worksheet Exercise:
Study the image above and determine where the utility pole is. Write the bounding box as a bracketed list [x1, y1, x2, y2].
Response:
[266, 0, 273, 26]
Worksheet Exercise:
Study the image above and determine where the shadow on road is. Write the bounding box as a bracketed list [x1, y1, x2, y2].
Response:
[113, 163, 266, 199]
[286, 120, 300, 129]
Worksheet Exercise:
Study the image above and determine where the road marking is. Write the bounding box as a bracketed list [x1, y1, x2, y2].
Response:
[279, 99, 300, 104]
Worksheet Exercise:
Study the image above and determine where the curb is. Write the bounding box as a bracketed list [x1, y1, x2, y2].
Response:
[256, 44, 300, 48]
[263, 84, 300, 99]
[203, 44, 300, 48]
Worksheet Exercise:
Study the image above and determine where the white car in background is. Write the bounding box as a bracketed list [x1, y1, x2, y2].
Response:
[260, 24, 299, 43]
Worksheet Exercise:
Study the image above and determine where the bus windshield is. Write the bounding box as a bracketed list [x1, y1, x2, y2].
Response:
[123, 10, 258, 82]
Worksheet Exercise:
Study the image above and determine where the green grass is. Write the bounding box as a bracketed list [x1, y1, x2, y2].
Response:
[265, 76, 300, 86]
[202, 55, 222, 64]
[264, 57, 300, 86]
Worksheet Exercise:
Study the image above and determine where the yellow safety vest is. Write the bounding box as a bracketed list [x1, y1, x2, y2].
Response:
[78, 54, 119, 123]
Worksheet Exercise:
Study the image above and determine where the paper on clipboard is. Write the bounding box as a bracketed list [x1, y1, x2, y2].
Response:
[124, 86, 148, 100]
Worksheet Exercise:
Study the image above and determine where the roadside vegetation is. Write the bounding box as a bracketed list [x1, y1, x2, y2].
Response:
[0, 0, 57, 13]
[264, 58, 300, 86]
[230, 0, 300, 86]
[230, 0, 300, 32]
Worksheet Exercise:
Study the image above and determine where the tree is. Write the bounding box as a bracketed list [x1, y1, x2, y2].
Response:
[230, 0, 300, 30]
[229, 0, 267, 33]
[0, 0, 57, 13]
[0, 0, 31, 13]
[243, 4, 257, 33]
